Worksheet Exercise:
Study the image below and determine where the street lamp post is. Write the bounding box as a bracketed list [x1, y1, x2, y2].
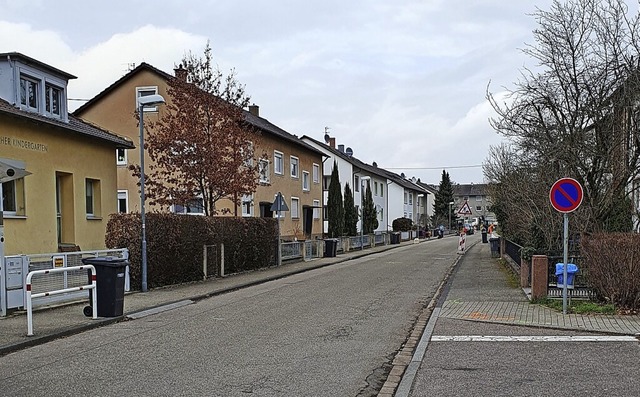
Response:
[360, 176, 371, 250]
[448, 201, 455, 234]
[138, 94, 166, 292]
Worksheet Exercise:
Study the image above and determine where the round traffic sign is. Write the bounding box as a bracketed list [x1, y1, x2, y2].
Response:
[549, 178, 583, 213]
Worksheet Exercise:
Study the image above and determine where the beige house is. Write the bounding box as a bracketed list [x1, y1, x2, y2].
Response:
[74, 63, 325, 240]
[0, 52, 134, 254]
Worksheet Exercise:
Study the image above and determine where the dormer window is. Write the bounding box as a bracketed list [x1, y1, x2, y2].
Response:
[20, 75, 39, 111]
[45, 84, 61, 116]
[19, 73, 66, 121]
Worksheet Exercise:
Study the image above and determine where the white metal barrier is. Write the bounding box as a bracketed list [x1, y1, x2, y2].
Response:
[25, 265, 97, 336]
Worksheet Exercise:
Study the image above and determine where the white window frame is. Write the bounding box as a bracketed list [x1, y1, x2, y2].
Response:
[85, 179, 95, 216]
[302, 171, 310, 191]
[45, 82, 62, 117]
[20, 74, 39, 111]
[374, 181, 378, 196]
[136, 86, 159, 112]
[242, 194, 253, 217]
[476, 195, 483, 201]
[313, 199, 320, 219]
[116, 148, 127, 166]
[290, 156, 299, 178]
[172, 197, 205, 215]
[476, 205, 482, 212]
[354, 175, 360, 193]
[274, 151, 284, 175]
[291, 197, 300, 219]
[117, 190, 129, 213]
[259, 158, 270, 183]
[312, 163, 320, 184]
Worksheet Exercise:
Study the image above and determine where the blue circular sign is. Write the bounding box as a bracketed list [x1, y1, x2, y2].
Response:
[549, 178, 583, 213]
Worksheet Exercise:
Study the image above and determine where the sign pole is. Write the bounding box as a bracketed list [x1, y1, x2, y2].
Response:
[562, 212, 569, 314]
[549, 177, 583, 316]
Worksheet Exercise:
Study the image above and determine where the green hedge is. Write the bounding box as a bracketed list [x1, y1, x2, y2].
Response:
[106, 213, 279, 290]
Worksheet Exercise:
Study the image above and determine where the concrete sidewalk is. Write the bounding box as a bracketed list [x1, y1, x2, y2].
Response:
[439, 241, 640, 335]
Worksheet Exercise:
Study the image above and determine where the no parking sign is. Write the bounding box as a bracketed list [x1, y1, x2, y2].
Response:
[549, 178, 583, 213]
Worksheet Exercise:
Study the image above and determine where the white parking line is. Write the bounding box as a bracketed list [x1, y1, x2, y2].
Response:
[431, 335, 638, 342]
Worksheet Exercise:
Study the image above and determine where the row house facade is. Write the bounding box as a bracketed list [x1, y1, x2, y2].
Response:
[74, 63, 325, 241]
[301, 134, 431, 234]
[0, 52, 134, 255]
[452, 183, 495, 226]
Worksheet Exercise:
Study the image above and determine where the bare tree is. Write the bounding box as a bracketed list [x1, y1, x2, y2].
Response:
[487, 0, 640, 249]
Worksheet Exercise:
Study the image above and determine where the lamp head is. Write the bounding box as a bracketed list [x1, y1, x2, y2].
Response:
[138, 94, 166, 108]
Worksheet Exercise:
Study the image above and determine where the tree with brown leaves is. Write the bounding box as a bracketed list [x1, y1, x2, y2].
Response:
[141, 42, 265, 216]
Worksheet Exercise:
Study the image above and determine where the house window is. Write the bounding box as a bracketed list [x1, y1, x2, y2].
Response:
[354, 175, 360, 192]
[242, 194, 253, 217]
[323, 205, 328, 219]
[463, 196, 469, 201]
[136, 86, 159, 112]
[313, 199, 320, 219]
[404, 192, 408, 204]
[374, 181, 378, 196]
[117, 190, 128, 213]
[2, 180, 17, 214]
[174, 198, 205, 215]
[379, 208, 384, 221]
[259, 159, 270, 183]
[116, 148, 127, 166]
[323, 176, 330, 191]
[312, 163, 320, 184]
[290, 156, 299, 178]
[274, 151, 284, 175]
[45, 83, 61, 117]
[381, 184, 384, 197]
[476, 206, 482, 212]
[20, 75, 38, 111]
[476, 195, 482, 201]
[85, 179, 101, 217]
[409, 193, 413, 205]
[291, 197, 299, 219]
[302, 171, 310, 191]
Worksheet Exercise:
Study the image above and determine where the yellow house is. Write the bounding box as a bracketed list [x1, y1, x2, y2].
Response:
[74, 63, 325, 240]
[0, 53, 134, 254]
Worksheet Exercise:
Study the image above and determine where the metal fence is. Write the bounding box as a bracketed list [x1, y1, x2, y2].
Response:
[503, 239, 522, 269]
[547, 255, 591, 298]
[11, 248, 129, 309]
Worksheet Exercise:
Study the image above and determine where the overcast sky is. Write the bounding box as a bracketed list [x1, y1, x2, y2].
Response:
[0, 0, 554, 184]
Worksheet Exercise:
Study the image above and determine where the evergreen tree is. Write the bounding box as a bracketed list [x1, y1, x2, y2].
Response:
[327, 161, 344, 237]
[362, 183, 379, 234]
[343, 183, 358, 236]
[431, 170, 455, 228]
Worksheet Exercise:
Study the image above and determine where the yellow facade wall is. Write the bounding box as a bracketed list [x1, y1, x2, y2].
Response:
[1, 115, 119, 254]
[77, 68, 325, 240]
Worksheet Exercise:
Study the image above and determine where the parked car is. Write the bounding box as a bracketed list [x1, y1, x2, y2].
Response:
[463, 224, 474, 235]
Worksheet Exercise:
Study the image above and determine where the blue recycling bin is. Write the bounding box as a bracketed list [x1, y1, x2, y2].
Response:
[555, 263, 578, 288]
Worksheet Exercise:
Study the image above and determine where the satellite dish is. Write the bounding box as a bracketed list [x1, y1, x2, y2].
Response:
[345, 147, 353, 157]
[324, 134, 330, 143]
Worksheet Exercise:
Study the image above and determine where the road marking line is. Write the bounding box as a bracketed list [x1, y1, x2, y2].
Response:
[431, 335, 638, 342]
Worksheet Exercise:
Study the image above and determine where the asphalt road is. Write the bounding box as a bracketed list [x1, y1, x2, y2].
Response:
[410, 319, 640, 397]
[0, 237, 460, 397]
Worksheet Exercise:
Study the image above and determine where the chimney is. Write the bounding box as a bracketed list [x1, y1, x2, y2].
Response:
[329, 137, 336, 148]
[249, 104, 259, 116]
[338, 144, 345, 153]
[174, 64, 187, 81]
